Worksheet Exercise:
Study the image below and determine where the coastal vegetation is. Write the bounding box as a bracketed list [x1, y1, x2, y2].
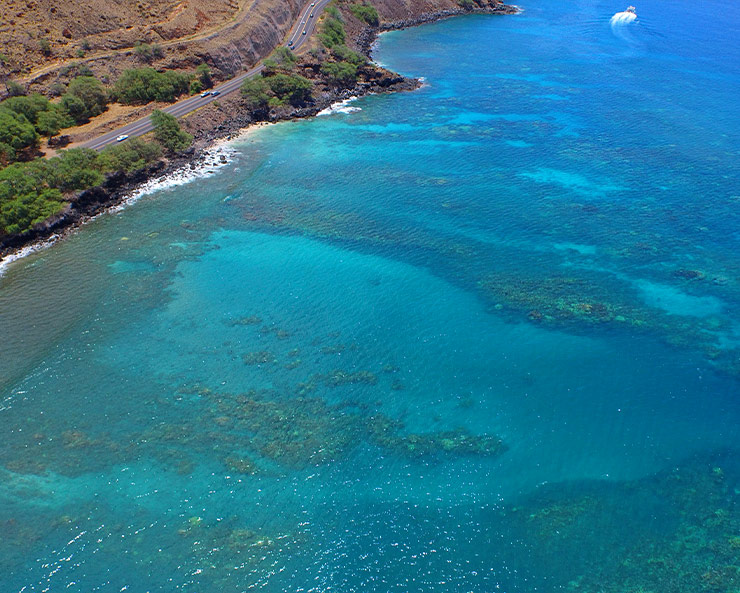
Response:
[240, 71, 313, 109]
[0, 63, 202, 237]
[0, 141, 163, 235]
[112, 68, 191, 105]
[151, 110, 193, 153]
[0, 0, 394, 245]
[349, 2, 380, 26]
[319, 6, 347, 48]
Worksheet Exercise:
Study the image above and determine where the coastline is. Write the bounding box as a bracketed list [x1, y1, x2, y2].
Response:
[0, 3, 518, 271]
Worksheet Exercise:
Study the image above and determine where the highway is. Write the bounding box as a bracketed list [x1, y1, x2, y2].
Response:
[82, 0, 333, 151]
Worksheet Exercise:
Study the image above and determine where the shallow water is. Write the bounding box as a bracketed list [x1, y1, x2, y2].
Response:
[1, 0, 739, 590]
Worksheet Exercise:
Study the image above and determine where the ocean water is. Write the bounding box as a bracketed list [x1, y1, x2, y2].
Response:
[1, 0, 739, 590]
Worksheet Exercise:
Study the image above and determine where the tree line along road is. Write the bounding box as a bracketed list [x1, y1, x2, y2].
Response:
[82, 0, 333, 151]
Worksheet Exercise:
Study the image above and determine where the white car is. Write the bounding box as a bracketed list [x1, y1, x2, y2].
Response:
[201, 91, 211, 97]
[116, 134, 129, 142]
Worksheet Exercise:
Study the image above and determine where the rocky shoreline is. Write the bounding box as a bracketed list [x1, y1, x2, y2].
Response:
[0, 3, 518, 265]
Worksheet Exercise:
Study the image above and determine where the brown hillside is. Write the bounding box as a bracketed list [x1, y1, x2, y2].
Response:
[0, 0, 245, 74]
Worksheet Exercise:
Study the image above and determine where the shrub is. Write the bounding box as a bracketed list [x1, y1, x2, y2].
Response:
[65, 76, 108, 121]
[150, 109, 192, 153]
[0, 107, 39, 154]
[98, 137, 162, 172]
[112, 68, 191, 104]
[240, 76, 271, 110]
[266, 73, 312, 106]
[47, 148, 104, 191]
[0, 162, 66, 235]
[35, 106, 73, 137]
[6, 81, 26, 97]
[272, 47, 297, 69]
[321, 61, 358, 87]
[134, 42, 164, 63]
[196, 63, 213, 89]
[1, 94, 53, 125]
[332, 44, 366, 66]
[350, 3, 380, 26]
[39, 39, 51, 56]
[319, 13, 346, 48]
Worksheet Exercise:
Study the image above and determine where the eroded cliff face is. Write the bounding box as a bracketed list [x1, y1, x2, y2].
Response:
[7, 0, 514, 96]
[9, 0, 305, 93]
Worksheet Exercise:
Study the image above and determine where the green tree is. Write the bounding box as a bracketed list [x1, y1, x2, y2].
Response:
[113, 68, 191, 104]
[48, 148, 104, 191]
[189, 78, 203, 95]
[98, 137, 162, 172]
[0, 107, 39, 153]
[196, 63, 213, 89]
[60, 92, 88, 124]
[0, 142, 16, 165]
[1, 94, 74, 138]
[319, 13, 346, 48]
[67, 76, 108, 119]
[1, 93, 52, 124]
[0, 162, 66, 235]
[321, 61, 358, 87]
[350, 3, 380, 26]
[266, 73, 312, 106]
[240, 76, 271, 110]
[36, 106, 73, 137]
[150, 110, 192, 153]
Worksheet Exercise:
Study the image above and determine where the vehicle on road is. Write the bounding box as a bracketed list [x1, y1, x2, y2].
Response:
[303, 30, 307, 35]
[211, 91, 221, 96]
[311, 2, 315, 5]
[310, 12, 313, 17]
[116, 134, 129, 142]
[201, 91, 211, 97]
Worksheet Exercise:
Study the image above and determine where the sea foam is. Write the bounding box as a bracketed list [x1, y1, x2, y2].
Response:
[318, 96, 362, 116]
[115, 144, 238, 211]
[0, 144, 237, 276]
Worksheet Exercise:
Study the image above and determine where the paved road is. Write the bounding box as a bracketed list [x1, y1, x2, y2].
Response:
[82, 0, 332, 151]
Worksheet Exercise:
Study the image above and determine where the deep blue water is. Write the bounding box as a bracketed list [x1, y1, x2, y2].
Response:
[1, 0, 739, 590]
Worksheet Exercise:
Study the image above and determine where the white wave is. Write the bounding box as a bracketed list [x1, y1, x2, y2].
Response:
[115, 144, 238, 210]
[610, 10, 637, 26]
[0, 235, 60, 278]
[318, 96, 362, 116]
[0, 144, 238, 276]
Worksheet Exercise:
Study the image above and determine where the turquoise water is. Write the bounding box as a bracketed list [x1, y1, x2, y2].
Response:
[2, 0, 740, 590]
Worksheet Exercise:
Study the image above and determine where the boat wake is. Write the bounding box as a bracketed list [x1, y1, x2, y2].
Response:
[610, 10, 637, 26]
